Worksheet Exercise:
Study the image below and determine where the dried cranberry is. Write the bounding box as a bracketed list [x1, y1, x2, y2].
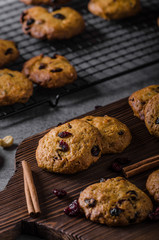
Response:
[59, 140, 69, 152]
[155, 117, 159, 124]
[53, 13, 65, 20]
[118, 130, 125, 135]
[84, 198, 96, 208]
[110, 207, 123, 216]
[64, 199, 80, 217]
[58, 131, 72, 138]
[50, 68, 63, 73]
[149, 207, 159, 221]
[111, 161, 122, 172]
[39, 63, 47, 69]
[26, 18, 35, 25]
[53, 189, 67, 198]
[91, 145, 100, 156]
[5, 48, 13, 55]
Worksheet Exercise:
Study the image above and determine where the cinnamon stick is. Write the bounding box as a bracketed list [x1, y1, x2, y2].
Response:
[123, 155, 159, 178]
[22, 160, 41, 217]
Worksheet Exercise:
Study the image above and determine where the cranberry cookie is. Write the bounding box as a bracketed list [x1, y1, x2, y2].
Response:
[129, 85, 159, 120]
[146, 169, 159, 203]
[20, 7, 85, 40]
[0, 39, 19, 68]
[0, 69, 33, 106]
[22, 54, 77, 88]
[81, 115, 132, 154]
[79, 177, 153, 226]
[36, 119, 102, 174]
[20, 0, 70, 6]
[88, 0, 141, 20]
[144, 94, 159, 137]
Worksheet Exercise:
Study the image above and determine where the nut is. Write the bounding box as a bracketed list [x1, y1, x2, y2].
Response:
[1, 136, 14, 148]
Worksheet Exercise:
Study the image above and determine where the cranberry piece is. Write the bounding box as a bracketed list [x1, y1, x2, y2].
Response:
[149, 207, 159, 221]
[118, 130, 125, 135]
[39, 63, 47, 70]
[155, 117, 159, 124]
[53, 189, 67, 198]
[53, 13, 65, 20]
[5, 48, 13, 55]
[50, 68, 63, 73]
[84, 198, 96, 208]
[59, 140, 69, 152]
[111, 161, 122, 172]
[58, 131, 72, 138]
[64, 199, 80, 217]
[110, 207, 123, 217]
[91, 145, 100, 156]
[26, 18, 35, 25]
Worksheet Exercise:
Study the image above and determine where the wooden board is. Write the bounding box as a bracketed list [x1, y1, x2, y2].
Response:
[0, 97, 159, 240]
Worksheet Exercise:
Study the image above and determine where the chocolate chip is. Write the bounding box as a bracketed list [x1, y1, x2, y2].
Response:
[39, 63, 47, 70]
[110, 207, 123, 216]
[155, 117, 159, 124]
[50, 68, 63, 73]
[84, 198, 96, 208]
[53, 13, 66, 20]
[118, 130, 125, 135]
[5, 48, 13, 55]
[91, 145, 100, 157]
[26, 18, 35, 25]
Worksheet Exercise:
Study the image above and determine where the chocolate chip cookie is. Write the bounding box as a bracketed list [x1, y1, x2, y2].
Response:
[146, 169, 159, 203]
[81, 115, 132, 154]
[20, 7, 85, 40]
[22, 54, 77, 88]
[20, 0, 70, 6]
[129, 85, 159, 120]
[144, 94, 159, 137]
[0, 39, 19, 68]
[0, 69, 33, 106]
[88, 0, 141, 20]
[36, 119, 102, 174]
[79, 177, 153, 226]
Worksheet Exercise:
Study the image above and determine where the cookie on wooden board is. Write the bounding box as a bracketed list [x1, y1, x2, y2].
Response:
[146, 169, 159, 203]
[79, 177, 153, 226]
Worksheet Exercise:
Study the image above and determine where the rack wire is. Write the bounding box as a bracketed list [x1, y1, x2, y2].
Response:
[0, 0, 159, 119]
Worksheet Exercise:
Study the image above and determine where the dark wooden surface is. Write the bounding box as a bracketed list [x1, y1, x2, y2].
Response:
[0, 97, 159, 240]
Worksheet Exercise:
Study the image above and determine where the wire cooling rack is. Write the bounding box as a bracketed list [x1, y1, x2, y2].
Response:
[0, 0, 159, 119]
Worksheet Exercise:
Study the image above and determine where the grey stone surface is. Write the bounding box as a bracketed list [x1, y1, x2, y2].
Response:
[0, 63, 159, 240]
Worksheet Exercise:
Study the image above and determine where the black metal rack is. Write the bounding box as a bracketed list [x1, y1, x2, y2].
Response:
[0, 0, 159, 119]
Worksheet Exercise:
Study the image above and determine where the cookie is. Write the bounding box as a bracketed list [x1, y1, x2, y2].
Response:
[22, 54, 77, 88]
[146, 169, 159, 203]
[20, 7, 85, 40]
[0, 69, 33, 106]
[144, 94, 159, 137]
[79, 177, 153, 226]
[81, 115, 132, 154]
[36, 119, 102, 174]
[20, 0, 70, 6]
[0, 39, 19, 68]
[88, 0, 141, 20]
[129, 85, 159, 120]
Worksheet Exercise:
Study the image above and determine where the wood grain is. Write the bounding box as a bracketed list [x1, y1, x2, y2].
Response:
[0, 98, 159, 240]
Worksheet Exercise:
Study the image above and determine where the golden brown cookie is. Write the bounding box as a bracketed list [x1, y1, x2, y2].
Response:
[0, 69, 33, 106]
[146, 169, 159, 203]
[36, 119, 102, 174]
[20, 7, 85, 40]
[88, 0, 141, 20]
[144, 94, 159, 137]
[22, 54, 77, 88]
[129, 85, 159, 120]
[79, 177, 153, 226]
[0, 39, 19, 68]
[81, 115, 132, 154]
[20, 0, 70, 6]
